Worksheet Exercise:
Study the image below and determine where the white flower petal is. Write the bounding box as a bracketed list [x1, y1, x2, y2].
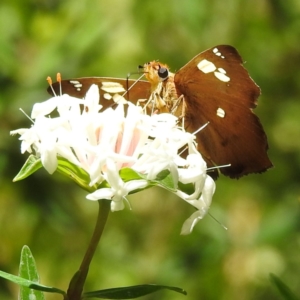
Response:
[84, 84, 102, 113]
[13, 83, 216, 229]
[105, 158, 122, 188]
[41, 146, 58, 174]
[86, 188, 114, 201]
[111, 199, 125, 211]
[39, 133, 57, 174]
[124, 179, 148, 192]
[200, 175, 215, 207]
[180, 210, 206, 235]
[31, 97, 59, 118]
[178, 153, 207, 184]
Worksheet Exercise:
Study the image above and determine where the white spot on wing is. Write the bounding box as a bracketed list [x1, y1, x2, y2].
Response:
[217, 107, 225, 118]
[214, 72, 230, 82]
[197, 59, 216, 73]
[103, 93, 112, 100]
[69, 80, 83, 91]
[101, 82, 126, 93]
[212, 48, 225, 59]
[70, 80, 80, 84]
[217, 67, 226, 74]
[113, 94, 127, 104]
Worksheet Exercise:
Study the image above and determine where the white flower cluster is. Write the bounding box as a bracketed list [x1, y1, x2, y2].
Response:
[11, 85, 215, 234]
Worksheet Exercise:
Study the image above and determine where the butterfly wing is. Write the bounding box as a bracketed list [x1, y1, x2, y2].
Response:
[174, 45, 272, 178]
[47, 77, 151, 109]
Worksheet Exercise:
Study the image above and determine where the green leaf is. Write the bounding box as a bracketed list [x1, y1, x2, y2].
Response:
[83, 284, 187, 299]
[0, 269, 66, 296]
[153, 170, 177, 192]
[18, 245, 45, 300]
[0, 247, 66, 297]
[120, 168, 179, 195]
[56, 157, 97, 192]
[13, 155, 42, 181]
[178, 181, 195, 195]
[119, 168, 144, 182]
[155, 169, 171, 181]
[269, 273, 299, 300]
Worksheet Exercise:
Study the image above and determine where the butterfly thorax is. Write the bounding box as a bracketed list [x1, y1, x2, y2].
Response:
[143, 61, 183, 115]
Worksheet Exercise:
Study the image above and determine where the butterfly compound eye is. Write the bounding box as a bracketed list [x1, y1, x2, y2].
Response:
[158, 66, 169, 81]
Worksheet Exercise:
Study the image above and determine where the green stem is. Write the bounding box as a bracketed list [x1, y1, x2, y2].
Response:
[66, 200, 110, 300]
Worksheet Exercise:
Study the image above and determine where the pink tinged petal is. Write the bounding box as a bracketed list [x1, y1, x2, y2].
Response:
[117, 104, 140, 156]
[118, 127, 144, 168]
[85, 123, 99, 147]
[98, 106, 124, 150]
[86, 188, 115, 201]
[130, 127, 149, 158]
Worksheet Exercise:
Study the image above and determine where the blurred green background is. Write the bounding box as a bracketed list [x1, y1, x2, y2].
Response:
[1, 0, 300, 299]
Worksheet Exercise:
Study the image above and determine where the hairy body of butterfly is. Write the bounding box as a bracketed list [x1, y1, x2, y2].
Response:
[48, 45, 272, 179]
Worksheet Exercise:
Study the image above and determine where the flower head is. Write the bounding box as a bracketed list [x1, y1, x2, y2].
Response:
[12, 84, 216, 234]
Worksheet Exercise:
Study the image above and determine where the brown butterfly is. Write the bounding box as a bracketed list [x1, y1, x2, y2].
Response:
[47, 45, 272, 179]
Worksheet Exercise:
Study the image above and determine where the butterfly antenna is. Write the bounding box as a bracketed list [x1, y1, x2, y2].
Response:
[208, 212, 228, 230]
[125, 73, 130, 99]
[121, 73, 145, 98]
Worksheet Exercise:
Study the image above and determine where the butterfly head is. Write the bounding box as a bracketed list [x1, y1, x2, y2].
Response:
[142, 61, 170, 89]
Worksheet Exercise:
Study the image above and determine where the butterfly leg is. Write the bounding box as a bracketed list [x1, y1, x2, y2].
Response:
[171, 94, 185, 118]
